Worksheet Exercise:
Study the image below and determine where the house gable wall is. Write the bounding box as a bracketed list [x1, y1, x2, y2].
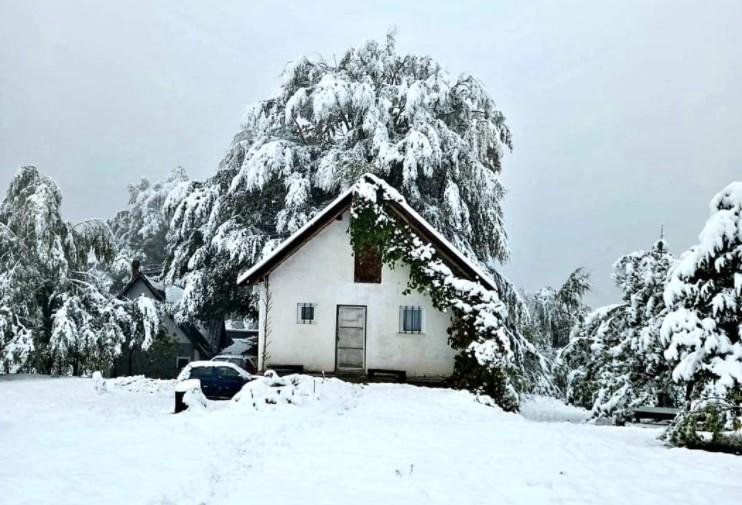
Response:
[258, 210, 456, 378]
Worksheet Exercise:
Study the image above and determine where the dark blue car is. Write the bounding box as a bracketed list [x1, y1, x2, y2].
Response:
[178, 361, 253, 400]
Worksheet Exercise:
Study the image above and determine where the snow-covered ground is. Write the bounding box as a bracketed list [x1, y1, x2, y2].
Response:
[1, 375, 740, 505]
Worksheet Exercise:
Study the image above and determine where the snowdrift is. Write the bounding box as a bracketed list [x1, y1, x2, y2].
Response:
[232, 372, 361, 412]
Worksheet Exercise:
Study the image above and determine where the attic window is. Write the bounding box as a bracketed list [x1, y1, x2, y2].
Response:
[297, 303, 316, 324]
[354, 247, 382, 283]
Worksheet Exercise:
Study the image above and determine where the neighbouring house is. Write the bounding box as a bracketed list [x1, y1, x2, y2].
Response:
[114, 261, 226, 378]
[222, 326, 259, 356]
[237, 174, 499, 381]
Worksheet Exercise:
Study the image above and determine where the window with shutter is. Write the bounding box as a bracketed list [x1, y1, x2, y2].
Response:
[354, 247, 382, 283]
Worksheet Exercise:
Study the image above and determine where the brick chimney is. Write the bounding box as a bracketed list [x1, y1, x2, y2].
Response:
[131, 259, 141, 280]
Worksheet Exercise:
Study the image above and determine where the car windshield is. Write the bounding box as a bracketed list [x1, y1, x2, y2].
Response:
[188, 367, 212, 379]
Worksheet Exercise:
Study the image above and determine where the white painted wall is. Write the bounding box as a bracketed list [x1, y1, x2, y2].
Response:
[256, 210, 456, 378]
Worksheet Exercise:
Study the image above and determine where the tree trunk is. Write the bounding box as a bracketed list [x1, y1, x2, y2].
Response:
[684, 381, 695, 409]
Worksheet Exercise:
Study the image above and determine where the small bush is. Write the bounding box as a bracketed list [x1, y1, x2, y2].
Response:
[664, 397, 742, 455]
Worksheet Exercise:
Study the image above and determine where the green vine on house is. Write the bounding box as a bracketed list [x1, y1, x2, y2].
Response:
[347, 174, 538, 411]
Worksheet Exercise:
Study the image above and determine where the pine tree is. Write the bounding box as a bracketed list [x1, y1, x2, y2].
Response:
[594, 239, 679, 421]
[662, 182, 742, 405]
[0, 166, 162, 374]
[559, 303, 625, 410]
[163, 32, 513, 322]
[559, 239, 680, 422]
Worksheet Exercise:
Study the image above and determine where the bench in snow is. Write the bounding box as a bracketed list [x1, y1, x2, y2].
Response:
[367, 369, 407, 382]
[632, 407, 679, 423]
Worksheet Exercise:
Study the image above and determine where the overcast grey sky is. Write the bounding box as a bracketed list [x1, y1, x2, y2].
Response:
[1, 0, 741, 305]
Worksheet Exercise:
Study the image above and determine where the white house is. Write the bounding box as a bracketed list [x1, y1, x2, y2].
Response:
[237, 174, 498, 380]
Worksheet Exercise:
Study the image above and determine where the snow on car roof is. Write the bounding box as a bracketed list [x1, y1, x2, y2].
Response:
[177, 360, 252, 381]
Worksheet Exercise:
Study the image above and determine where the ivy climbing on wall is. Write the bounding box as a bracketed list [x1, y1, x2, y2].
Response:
[348, 174, 541, 411]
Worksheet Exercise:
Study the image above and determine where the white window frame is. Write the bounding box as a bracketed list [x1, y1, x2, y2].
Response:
[399, 305, 424, 334]
[297, 303, 317, 324]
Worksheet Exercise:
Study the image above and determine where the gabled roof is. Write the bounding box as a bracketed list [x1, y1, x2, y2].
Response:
[237, 173, 497, 291]
[117, 272, 166, 302]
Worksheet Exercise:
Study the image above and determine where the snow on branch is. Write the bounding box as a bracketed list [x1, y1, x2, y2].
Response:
[661, 181, 742, 399]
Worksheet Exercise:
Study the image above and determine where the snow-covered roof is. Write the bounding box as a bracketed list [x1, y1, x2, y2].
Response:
[117, 272, 166, 302]
[220, 337, 256, 356]
[366, 174, 498, 290]
[237, 173, 497, 290]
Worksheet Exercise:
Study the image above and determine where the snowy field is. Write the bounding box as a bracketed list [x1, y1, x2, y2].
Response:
[1, 375, 741, 505]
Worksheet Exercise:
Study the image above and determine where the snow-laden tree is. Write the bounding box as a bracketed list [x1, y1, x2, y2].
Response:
[559, 239, 680, 422]
[0, 306, 33, 373]
[521, 268, 591, 351]
[591, 239, 680, 421]
[163, 32, 514, 322]
[0, 166, 162, 374]
[662, 182, 742, 407]
[108, 167, 188, 290]
[559, 303, 624, 410]
[49, 289, 162, 375]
